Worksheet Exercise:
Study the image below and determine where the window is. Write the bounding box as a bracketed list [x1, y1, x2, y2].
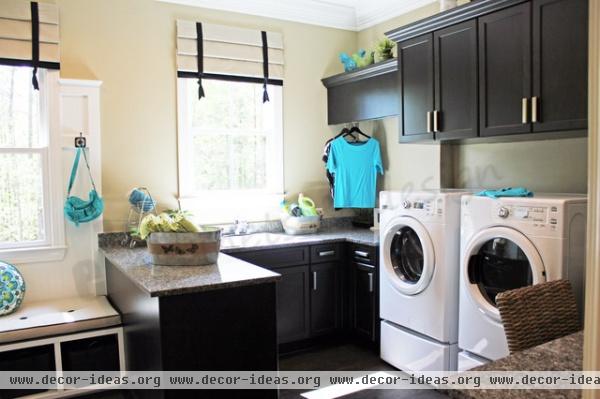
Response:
[0, 65, 64, 261]
[177, 78, 283, 223]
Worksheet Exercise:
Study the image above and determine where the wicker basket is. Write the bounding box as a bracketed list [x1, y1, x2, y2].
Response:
[146, 228, 221, 266]
[496, 279, 581, 353]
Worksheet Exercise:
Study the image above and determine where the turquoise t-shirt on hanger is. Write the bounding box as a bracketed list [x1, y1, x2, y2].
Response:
[326, 137, 383, 208]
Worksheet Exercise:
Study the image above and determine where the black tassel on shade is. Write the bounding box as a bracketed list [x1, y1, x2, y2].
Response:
[196, 22, 205, 99]
[261, 31, 270, 103]
[30, 1, 40, 90]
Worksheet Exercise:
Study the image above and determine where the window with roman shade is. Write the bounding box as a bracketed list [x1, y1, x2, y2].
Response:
[0, 0, 60, 90]
[176, 20, 284, 101]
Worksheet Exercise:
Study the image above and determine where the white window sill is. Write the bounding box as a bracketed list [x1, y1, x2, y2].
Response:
[0, 245, 67, 265]
[179, 192, 284, 224]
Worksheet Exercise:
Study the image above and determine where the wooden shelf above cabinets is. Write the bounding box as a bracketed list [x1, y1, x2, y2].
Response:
[321, 59, 399, 125]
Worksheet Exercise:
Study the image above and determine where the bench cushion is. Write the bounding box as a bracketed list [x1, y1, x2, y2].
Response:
[0, 296, 121, 344]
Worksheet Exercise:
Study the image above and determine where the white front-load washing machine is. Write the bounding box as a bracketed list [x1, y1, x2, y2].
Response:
[458, 194, 587, 368]
[379, 190, 468, 372]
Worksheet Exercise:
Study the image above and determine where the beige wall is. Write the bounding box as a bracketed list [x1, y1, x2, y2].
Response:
[356, 1, 588, 195]
[49, 0, 587, 231]
[50, 0, 356, 230]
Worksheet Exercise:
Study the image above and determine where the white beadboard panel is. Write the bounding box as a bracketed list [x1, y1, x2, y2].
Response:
[17, 78, 104, 304]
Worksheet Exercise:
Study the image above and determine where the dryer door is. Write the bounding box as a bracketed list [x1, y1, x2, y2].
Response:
[382, 216, 435, 296]
[462, 226, 546, 322]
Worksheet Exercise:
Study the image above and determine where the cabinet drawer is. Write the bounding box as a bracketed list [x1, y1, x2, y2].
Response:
[310, 243, 342, 263]
[230, 246, 309, 268]
[350, 244, 377, 266]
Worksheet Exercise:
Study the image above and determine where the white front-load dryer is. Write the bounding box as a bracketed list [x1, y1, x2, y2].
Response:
[379, 190, 468, 372]
[458, 194, 587, 367]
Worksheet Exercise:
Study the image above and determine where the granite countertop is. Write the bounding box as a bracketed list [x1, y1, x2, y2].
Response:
[99, 226, 379, 298]
[442, 331, 583, 399]
[101, 246, 281, 297]
[220, 227, 379, 253]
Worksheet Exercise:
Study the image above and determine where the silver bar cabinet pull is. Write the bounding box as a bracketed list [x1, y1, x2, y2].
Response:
[532, 96, 539, 123]
[354, 250, 369, 259]
[433, 110, 439, 132]
[427, 111, 432, 133]
[313, 271, 317, 291]
[368, 273, 374, 293]
[319, 250, 335, 257]
[522, 98, 528, 124]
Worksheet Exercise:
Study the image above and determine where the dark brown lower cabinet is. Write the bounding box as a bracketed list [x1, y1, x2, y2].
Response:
[227, 243, 379, 350]
[275, 265, 310, 344]
[310, 262, 340, 336]
[351, 262, 377, 343]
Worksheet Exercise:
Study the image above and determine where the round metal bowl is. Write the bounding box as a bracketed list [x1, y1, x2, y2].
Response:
[146, 228, 221, 266]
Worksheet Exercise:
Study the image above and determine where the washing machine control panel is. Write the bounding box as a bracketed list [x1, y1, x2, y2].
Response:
[493, 204, 560, 232]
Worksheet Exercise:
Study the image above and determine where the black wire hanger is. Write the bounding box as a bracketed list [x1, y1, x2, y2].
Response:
[348, 123, 370, 139]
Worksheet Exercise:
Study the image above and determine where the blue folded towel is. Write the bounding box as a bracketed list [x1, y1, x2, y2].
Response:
[476, 187, 534, 199]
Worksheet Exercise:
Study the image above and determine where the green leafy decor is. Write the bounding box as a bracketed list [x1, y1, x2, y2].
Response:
[375, 37, 396, 63]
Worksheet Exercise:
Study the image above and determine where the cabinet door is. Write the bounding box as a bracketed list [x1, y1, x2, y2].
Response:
[310, 262, 340, 336]
[434, 20, 478, 140]
[275, 265, 310, 344]
[532, 0, 588, 132]
[479, 3, 532, 137]
[398, 33, 434, 141]
[352, 262, 377, 342]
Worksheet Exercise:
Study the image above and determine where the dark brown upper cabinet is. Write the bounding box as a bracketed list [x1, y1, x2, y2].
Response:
[398, 34, 435, 142]
[434, 20, 478, 140]
[479, 3, 532, 137]
[532, 0, 588, 132]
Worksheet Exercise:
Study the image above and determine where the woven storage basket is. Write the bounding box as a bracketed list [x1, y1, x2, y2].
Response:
[496, 279, 581, 354]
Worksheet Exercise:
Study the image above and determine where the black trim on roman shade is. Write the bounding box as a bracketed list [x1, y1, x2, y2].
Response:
[30, 1, 40, 90]
[195, 22, 204, 99]
[0, 58, 60, 70]
[260, 30, 269, 103]
[177, 71, 283, 86]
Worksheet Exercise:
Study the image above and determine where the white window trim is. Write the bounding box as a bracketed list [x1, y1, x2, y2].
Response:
[0, 70, 66, 264]
[176, 78, 284, 223]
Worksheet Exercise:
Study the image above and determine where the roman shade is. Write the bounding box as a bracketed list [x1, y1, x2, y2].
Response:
[0, 0, 60, 89]
[176, 20, 284, 100]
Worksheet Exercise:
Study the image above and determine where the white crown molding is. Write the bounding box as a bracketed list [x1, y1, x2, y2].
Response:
[355, 0, 438, 31]
[157, 0, 441, 31]
[157, 0, 358, 31]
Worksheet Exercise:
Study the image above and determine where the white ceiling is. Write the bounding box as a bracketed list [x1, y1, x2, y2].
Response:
[158, 0, 438, 31]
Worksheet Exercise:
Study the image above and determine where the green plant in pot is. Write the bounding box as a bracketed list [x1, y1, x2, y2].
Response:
[375, 37, 395, 63]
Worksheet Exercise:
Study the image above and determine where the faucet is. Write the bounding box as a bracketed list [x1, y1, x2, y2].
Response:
[234, 220, 249, 235]
[222, 220, 249, 236]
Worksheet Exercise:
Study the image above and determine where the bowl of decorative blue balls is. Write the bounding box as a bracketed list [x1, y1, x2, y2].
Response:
[0, 261, 25, 316]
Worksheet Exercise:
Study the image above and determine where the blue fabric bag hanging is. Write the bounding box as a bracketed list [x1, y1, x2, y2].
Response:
[64, 148, 104, 226]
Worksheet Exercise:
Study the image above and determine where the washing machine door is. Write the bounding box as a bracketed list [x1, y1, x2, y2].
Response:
[382, 216, 435, 296]
[462, 226, 546, 322]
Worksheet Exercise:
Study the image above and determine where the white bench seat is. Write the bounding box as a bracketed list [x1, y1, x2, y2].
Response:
[0, 296, 121, 344]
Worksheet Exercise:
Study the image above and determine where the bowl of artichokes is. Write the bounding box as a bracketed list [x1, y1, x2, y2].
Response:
[139, 211, 221, 266]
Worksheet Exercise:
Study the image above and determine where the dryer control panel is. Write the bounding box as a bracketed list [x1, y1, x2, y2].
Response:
[493, 204, 561, 233]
